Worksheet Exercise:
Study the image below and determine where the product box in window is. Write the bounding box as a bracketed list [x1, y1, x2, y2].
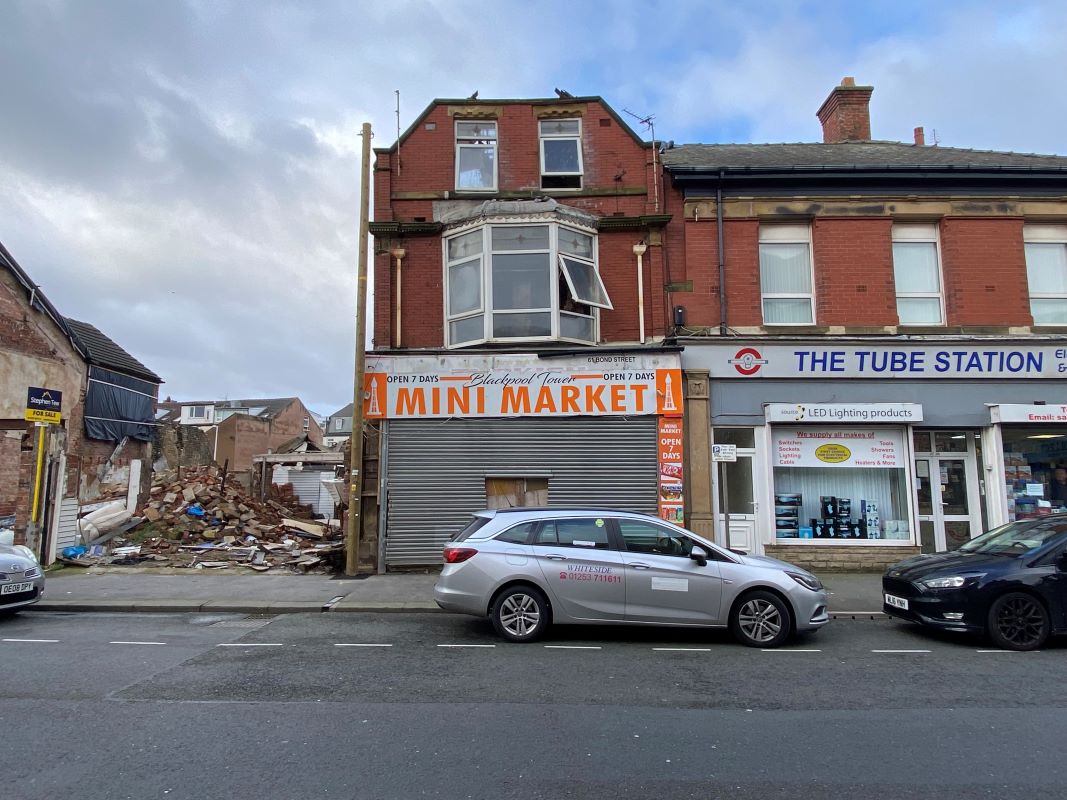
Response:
[798, 527, 813, 539]
[775, 517, 799, 530]
[835, 498, 852, 517]
[775, 505, 800, 518]
[775, 493, 802, 506]
[820, 496, 837, 517]
[776, 529, 799, 539]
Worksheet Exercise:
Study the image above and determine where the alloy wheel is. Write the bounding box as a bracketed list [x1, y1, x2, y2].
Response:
[499, 593, 541, 638]
[994, 595, 1046, 649]
[738, 598, 783, 644]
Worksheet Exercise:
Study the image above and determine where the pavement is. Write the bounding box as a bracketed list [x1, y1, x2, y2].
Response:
[33, 567, 885, 615]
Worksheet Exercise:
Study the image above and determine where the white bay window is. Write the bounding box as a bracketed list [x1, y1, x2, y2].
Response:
[444, 221, 610, 347]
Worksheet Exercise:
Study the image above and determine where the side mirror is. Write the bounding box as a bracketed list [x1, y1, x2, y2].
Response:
[689, 545, 708, 567]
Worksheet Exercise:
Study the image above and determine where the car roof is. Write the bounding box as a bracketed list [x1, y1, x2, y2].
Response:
[476, 507, 657, 520]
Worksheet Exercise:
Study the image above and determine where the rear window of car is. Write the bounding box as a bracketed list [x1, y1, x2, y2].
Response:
[495, 522, 536, 544]
[451, 516, 492, 542]
[533, 518, 610, 549]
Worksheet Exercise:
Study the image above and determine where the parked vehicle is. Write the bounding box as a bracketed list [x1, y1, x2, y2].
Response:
[883, 515, 1067, 650]
[433, 508, 829, 647]
[0, 543, 45, 615]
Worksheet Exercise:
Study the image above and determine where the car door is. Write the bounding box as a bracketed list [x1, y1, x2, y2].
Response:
[531, 516, 626, 622]
[614, 518, 723, 625]
[1031, 531, 1067, 630]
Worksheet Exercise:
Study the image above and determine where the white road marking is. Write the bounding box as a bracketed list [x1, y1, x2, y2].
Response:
[871, 649, 930, 653]
[652, 647, 712, 652]
[976, 649, 1031, 653]
[761, 649, 822, 652]
[216, 643, 284, 647]
[2, 638, 59, 643]
[109, 641, 166, 646]
[436, 643, 496, 648]
[334, 643, 393, 647]
[544, 645, 602, 650]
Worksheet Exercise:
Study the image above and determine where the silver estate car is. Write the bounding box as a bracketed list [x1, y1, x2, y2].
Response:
[0, 543, 45, 614]
[434, 508, 829, 647]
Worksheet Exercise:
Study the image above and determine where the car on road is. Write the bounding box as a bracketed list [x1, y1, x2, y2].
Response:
[0, 543, 45, 615]
[882, 515, 1067, 650]
[433, 508, 829, 647]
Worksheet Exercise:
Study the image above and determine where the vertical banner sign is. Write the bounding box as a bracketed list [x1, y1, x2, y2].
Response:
[658, 416, 684, 524]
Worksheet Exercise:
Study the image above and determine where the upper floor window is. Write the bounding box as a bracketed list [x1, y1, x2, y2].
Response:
[759, 224, 814, 325]
[444, 222, 611, 348]
[893, 224, 944, 325]
[455, 120, 497, 191]
[188, 405, 206, 419]
[334, 418, 344, 431]
[1024, 224, 1067, 326]
[303, 416, 310, 432]
[539, 118, 582, 190]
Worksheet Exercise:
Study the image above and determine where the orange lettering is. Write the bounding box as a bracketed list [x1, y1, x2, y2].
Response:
[431, 387, 441, 415]
[476, 386, 485, 414]
[396, 387, 426, 416]
[534, 386, 557, 413]
[629, 384, 646, 412]
[501, 385, 531, 414]
[560, 385, 581, 413]
[447, 387, 470, 415]
[585, 384, 607, 413]
[610, 384, 626, 412]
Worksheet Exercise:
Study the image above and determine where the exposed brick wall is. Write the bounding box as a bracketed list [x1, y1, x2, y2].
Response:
[941, 218, 1031, 326]
[812, 218, 896, 326]
[722, 219, 762, 328]
[0, 430, 23, 520]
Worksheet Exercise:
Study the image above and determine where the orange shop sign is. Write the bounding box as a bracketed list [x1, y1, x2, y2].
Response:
[362, 354, 683, 420]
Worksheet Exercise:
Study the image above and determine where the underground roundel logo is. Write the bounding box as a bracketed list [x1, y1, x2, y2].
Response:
[728, 347, 768, 376]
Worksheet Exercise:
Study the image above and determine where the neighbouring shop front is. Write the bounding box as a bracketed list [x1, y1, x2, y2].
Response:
[681, 338, 1067, 570]
[364, 351, 683, 569]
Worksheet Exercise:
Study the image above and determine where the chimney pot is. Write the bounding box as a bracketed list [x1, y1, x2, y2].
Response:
[913, 126, 925, 146]
[816, 78, 874, 143]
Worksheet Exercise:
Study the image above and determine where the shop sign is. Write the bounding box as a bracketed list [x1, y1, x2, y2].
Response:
[765, 403, 923, 423]
[658, 417, 684, 524]
[990, 404, 1067, 423]
[25, 387, 62, 424]
[696, 343, 1067, 379]
[363, 353, 683, 420]
[773, 427, 906, 469]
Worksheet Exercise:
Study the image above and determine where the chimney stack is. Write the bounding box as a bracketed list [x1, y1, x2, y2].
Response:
[816, 77, 874, 143]
[913, 126, 925, 146]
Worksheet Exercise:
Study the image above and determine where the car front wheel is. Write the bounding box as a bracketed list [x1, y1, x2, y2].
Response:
[491, 585, 548, 643]
[987, 592, 1049, 651]
[730, 590, 792, 648]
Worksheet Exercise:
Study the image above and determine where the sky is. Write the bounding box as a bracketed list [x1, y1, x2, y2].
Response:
[2, 0, 1065, 417]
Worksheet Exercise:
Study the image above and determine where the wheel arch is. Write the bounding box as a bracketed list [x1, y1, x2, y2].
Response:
[486, 579, 554, 623]
[728, 585, 796, 634]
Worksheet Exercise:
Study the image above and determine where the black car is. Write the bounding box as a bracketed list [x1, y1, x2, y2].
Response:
[883, 515, 1067, 650]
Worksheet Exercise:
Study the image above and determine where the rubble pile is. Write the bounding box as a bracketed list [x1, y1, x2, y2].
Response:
[64, 465, 344, 572]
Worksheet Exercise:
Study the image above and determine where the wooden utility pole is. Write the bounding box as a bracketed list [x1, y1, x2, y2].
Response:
[345, 122, 373, 576]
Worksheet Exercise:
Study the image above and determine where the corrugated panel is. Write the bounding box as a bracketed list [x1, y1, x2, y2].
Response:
[385, 416, 658, 566]
[274, 468, 334, 517]
[56, 497, 81, 550]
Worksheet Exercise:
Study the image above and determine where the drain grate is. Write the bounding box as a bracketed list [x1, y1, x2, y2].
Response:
[210, 616, 276, 629]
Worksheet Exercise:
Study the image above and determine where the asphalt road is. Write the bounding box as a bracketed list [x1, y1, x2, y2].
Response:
[3, 610, 1066, 800]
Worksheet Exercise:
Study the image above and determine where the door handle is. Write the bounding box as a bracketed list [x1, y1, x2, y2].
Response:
[628, 563, 651, 570]
[546, 554, 567, 561]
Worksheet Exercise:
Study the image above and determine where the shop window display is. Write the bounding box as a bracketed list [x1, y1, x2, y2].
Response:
[1001, 426, 1067, 520]
[772, 427, 911, 541]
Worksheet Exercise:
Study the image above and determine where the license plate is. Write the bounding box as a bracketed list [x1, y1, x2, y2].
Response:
[884, 593, 908, 610]
[1, 582, 32, 595]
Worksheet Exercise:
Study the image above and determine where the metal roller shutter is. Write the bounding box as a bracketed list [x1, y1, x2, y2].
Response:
[384, 416, 658, 566]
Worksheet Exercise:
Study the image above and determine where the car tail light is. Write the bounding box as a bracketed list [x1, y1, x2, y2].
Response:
[443, 547, 478, 564]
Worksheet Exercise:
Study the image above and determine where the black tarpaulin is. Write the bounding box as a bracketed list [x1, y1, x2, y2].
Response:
[84, 365, 159, 442]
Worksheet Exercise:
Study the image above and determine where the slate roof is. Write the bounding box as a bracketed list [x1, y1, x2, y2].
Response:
[328, 403, 354, 418]
[215, 398, 298, 419]
[661, 142, 1067, 172]
[66, 318, 162, 384]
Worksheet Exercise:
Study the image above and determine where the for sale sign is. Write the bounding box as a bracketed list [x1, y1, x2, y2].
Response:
[25, 387, 62, 424]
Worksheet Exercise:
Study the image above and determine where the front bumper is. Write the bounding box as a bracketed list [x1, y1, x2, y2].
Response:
[794, 588, 831, 632]
[882, 579, 983, 633]
[0, 577, 45, 611]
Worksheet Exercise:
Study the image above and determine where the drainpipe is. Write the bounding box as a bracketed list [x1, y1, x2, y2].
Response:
[717, 169, 727, 336]
[632, 242, 648, 344]
[391, 247, 406, 347]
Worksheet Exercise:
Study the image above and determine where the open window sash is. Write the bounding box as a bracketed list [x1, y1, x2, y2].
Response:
[558, 255, 612, 310]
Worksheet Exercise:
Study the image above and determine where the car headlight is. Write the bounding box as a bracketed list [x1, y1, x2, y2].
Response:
[921, 574, 983, 590]
[787, 571, 823, 591]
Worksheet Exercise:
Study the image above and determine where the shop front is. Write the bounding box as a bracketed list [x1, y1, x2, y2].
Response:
[681, 338, 1067, 571]
[364, 351, 683, 568]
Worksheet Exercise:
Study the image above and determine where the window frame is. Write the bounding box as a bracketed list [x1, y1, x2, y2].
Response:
[531, 517, 612, 550]
[892, 223, 945, 326]
[539, 117, 583, 190]
[454, 119, 498, 192]
[189, 405, 206, 419]
[758, 224, 815, 326]
[1024, 224, 1067, 327]
[442, 221, 604, 348]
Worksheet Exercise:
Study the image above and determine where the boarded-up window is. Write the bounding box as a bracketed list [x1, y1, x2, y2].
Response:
[485, 477, 548, 509]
